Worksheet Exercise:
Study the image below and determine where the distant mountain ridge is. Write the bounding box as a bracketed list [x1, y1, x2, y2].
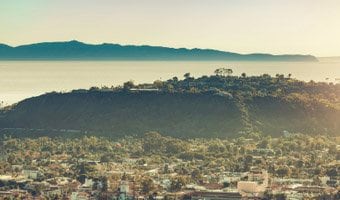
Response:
[0, 40, 318, 61]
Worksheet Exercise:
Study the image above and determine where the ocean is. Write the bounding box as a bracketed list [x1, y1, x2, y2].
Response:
[1, 60, 339, 105]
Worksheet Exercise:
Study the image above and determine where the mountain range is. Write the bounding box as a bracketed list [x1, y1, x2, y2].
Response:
[0, 40, 318, 61]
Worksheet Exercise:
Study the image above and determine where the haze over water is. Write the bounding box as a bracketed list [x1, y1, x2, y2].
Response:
[1, 60, 340, 105]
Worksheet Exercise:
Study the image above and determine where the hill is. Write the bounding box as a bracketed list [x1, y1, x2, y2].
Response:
[0, 73, 338, 138]
[0, 40, 318, 61]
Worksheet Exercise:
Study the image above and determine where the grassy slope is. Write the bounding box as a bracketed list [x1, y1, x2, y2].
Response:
[248, 96, 339, 135]
[0, 92, 242, 138]
[0, 90, 338, 138]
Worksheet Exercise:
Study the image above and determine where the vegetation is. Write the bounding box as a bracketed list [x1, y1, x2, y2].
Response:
[1, 132, 338, 183]
[0, 69, 339, 138]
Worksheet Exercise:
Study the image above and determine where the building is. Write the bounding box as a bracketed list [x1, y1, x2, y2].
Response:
[237, 169, 268, 194]
[23, 169, 41, 180]
[70, 192, 89, 200]
[119, 181, 130, 194]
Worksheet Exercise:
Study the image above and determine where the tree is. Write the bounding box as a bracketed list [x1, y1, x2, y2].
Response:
[326, 168, 337, 179]
[165, 139, 187, 154]
[100, 176, 108, 192]
[153, 80, 163, 89]
[276, 165, 291, 178]
[143, 132, 166, 154]
[214, 68, 233, 76]
[257, 138, 270, 148]
[214, 68, 222, 76]
[163, 164, 169, 174]
[170, 176, 187, 192]
[100, 154, 111, 163]
[191, 169, 203, 183]
[241, 73, 247, 78]
[276, 74, 284, 81]
[123, 80, 134, 90]
[172, 76, 179, 82]
[141, 177, 155, 194]
[75, 162, 95, 183]
[184, 73, 191, 79]
[223, 181, 230, 188]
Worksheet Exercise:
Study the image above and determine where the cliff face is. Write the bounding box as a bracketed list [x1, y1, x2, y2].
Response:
[0, 91, 338, 138]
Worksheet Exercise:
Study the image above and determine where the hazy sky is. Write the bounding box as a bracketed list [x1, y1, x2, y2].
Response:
[1, 0, 340, 56]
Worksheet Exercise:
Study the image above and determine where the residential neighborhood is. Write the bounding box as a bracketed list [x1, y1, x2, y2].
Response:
[0, 132, 338, 199]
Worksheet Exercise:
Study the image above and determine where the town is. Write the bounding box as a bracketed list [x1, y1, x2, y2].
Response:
[0, 132, 338, 199]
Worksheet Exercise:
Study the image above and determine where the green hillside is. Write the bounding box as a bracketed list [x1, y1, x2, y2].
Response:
[0, 72, 339, 138]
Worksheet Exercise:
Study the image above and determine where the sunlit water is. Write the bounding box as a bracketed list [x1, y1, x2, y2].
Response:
[1, 60, 339, 105]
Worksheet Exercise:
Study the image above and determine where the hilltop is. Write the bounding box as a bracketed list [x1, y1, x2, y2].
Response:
[0, 71, 339, 138]
[0, 40, 318, 61]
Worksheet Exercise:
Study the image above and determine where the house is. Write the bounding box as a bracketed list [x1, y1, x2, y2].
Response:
[43, 185, 62, 197]
[23, 169, 41, 180]
[318, 176, 330, 186]
[237, 169, 268, 194]
[118, 181, 136, 200]
[82, 178, 94, 188]
[70, 192, 89, 200]
[119, 181, 130, 193]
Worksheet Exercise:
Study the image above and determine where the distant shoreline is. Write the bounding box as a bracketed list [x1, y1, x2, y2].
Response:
[317, 57, 340, 62]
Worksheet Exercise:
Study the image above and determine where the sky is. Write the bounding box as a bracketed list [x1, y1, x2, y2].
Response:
[1, 0, 340, 56]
